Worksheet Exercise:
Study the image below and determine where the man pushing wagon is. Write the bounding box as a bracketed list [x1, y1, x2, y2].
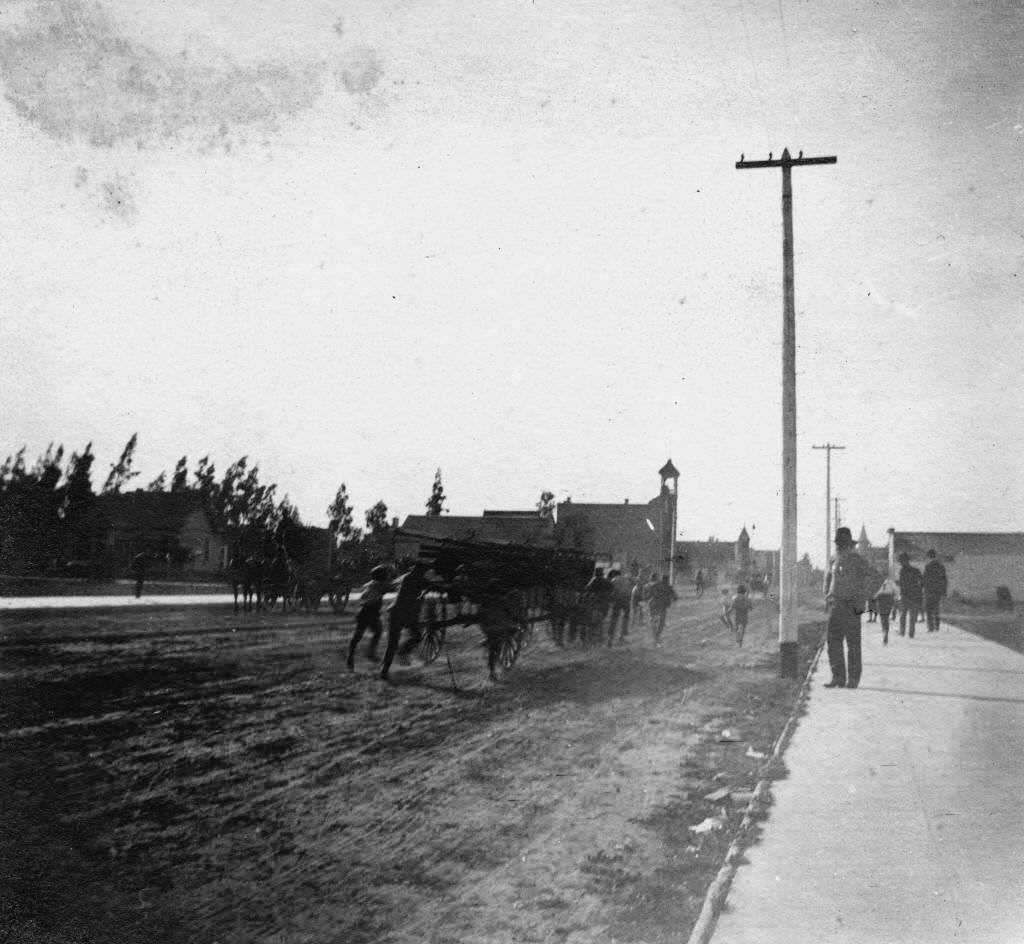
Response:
[379, 561, 432, 681]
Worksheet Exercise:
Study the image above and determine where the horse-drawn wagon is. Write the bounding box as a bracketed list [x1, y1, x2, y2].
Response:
[395, 531, 596, 679]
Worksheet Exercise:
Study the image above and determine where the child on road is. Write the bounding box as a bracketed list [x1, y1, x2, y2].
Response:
[719, 588, 735, 634]
[873, 575, 898, 645]
[730, 585, 753, 646]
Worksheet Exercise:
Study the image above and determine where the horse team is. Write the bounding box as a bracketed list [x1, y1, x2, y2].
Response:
[227, 546, 347, 614]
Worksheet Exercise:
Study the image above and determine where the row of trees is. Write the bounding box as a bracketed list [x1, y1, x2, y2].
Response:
[0, 434, 453, 577]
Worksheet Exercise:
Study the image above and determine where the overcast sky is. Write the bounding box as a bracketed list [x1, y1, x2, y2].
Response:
[2, 0, 1022, 565]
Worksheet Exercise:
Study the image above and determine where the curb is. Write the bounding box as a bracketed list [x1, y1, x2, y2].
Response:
[685, 630, 826, 944]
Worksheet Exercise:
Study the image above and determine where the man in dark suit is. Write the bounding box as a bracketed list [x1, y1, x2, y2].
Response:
[898, 552, 924, 638]
[824, 527, 871, 689]
[922, 549, 948, 632]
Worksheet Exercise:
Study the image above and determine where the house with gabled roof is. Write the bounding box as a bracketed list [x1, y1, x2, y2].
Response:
[86, 490, 226, 577]
[887, 529, 1024, 601]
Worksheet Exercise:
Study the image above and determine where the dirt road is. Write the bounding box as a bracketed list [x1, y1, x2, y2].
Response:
[1, 594, 823, 944]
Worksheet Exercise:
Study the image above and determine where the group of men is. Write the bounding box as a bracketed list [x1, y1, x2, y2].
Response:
[346, 561, 429, 681]
[582, 566, 679, 646]
[825, 526, 949, 689]
[347, 560, 685, 681]
[867, 549, 948, 642]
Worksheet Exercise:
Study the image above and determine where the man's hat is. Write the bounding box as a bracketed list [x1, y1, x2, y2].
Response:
[834, 526, 854, 547]
[926, 548, 937, 558]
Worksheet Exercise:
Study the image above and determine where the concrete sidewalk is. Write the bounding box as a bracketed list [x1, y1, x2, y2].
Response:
[711, 618, 1024, 944]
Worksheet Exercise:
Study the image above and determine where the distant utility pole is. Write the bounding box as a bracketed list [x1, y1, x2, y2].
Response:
[812, 442, 845, 589]
[737, 148, 837, 678]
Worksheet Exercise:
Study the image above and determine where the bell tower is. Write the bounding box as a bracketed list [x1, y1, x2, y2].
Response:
[736, 525, 751, 580]
[658, 459, 680, 582]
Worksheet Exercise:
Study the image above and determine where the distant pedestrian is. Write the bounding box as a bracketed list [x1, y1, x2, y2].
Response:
[694, 568, 706, 597]
[347, 565, 389, 669]
[824, 527, 872, 689]
[129, 548, 152, 598]
[648, 574, 678, 646]
[897, 552, 923, 639]
[608, 569, 634, 646]
[583, 566, 613, 646]
[922, 549, 948, 632]
[730, 585, 753, 646]
[873, 574, 899, 645]
[380, 562, 430, 680]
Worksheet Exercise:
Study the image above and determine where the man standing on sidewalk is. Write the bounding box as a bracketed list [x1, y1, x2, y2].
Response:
[922, 548, 948, 632]
[824, 527, 872, 689]
[898, 552, 924, 638]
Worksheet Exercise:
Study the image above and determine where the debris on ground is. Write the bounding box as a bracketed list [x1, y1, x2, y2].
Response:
[689, 815, 725, 834]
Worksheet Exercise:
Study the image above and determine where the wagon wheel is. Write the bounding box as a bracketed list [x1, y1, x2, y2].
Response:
[419, 622, 447, 664]
[497, 626, 522, 670]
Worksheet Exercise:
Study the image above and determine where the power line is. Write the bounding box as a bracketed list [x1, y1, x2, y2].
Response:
[812, 442, 845, 584]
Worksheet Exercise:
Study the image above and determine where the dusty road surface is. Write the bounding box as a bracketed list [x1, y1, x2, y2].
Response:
[1, 592, 823, 944]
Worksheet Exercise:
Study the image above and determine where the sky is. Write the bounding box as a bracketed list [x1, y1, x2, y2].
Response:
[1, 0, 1022, 567]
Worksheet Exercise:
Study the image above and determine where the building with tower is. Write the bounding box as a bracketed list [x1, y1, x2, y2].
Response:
[554, 459, 680, 579]
[677, 525, 779, 588]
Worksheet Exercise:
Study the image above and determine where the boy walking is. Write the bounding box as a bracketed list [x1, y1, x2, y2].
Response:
[719, 588, 735, 634]
[730, 585, 753, 646]
[873, 574, 898, 645]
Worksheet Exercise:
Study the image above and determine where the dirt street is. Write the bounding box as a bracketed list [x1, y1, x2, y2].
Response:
[1, 592, 823, 944]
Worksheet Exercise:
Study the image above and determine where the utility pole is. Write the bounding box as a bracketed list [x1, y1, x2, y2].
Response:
[812, 442, 845, 591]
[737, 148, 837, 678]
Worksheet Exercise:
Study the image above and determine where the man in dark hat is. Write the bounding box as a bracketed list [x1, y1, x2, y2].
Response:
[922, 549, 948, 632]
[823, 526, 872, 689]
[897, 551, 923, 638]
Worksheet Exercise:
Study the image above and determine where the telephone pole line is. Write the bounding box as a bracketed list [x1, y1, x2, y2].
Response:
[737, 148, 837, 678]
[812, 442, 845, 590]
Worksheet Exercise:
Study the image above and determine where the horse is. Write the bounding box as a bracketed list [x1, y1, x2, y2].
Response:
[263, 548, 297, 611]
[227, 551, 264, 613]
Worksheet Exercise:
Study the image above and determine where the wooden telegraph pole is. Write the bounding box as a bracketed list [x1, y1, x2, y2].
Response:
[736, 148, 837, 678]
[813, 443, 845, 591]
